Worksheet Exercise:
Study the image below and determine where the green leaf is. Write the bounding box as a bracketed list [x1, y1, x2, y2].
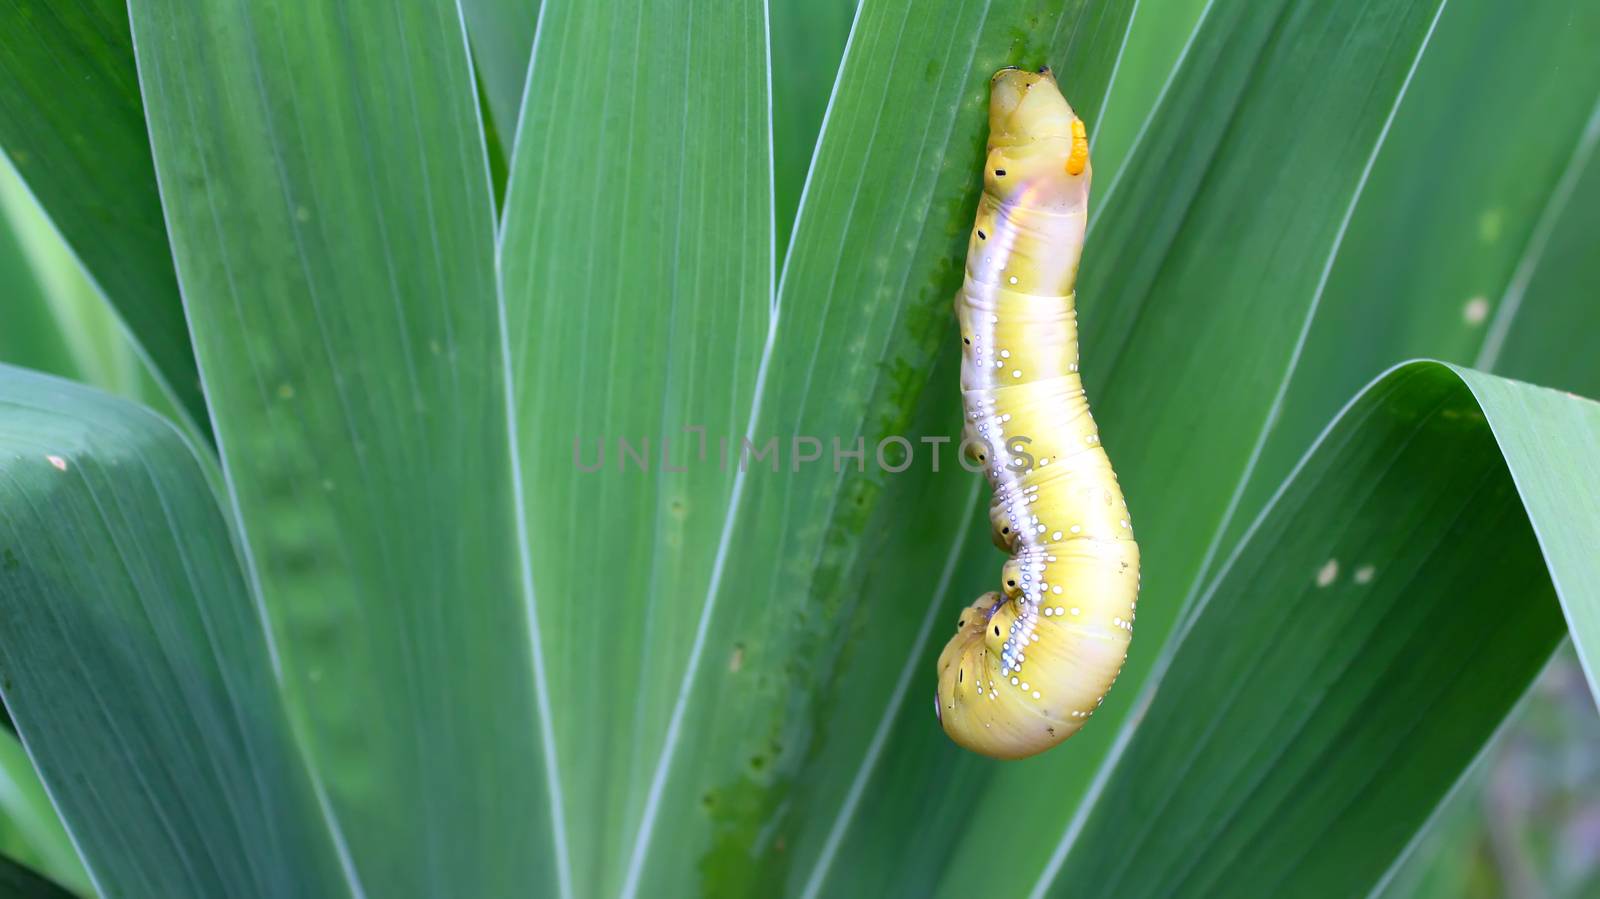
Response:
[601, 1, 1136, 894]
[769, 0, 856, 253]
[1034, 362, 1600, 897]
[127, 0, 557, 895]
[0, 158, 188, 431]
[1085, 0, 1211, 200]
[1478, 105, 1600, 395]
[497, 0, 771, 894]
[0, 853, 75, 899]
[1224, 0, 1600, 561]
[0, 173, 78, 381]
[460, 0, 539, 168]
[0, 0, 207, 434]
[0, 365, 348, 897]
[1375, 643, 1600, 897]
[0, 730, 92, 896]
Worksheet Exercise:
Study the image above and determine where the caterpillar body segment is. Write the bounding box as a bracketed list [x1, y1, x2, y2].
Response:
[934, 68, 1139, 760]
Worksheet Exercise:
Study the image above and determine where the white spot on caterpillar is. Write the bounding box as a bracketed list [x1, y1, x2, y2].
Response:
[1012, 370, 1022, 378]
[1315, 559, 1339, 587]
[1000, 350, 1011, 358]
[1008, 276, 1019, 284]
[1052, 585, 1063, 594]
[1354, 564, 1376, 585]
[46, 455, 67, 471]
[1051, 531, 1063, 541]
[1463, 296, 1490, 325]
[1069, 525, 1081, 534]
[1032, 691, 1041, 699]
[1070, 607, 1080, 616]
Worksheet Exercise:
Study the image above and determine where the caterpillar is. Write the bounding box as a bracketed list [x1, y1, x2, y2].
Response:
[934, 67, 1139, 760]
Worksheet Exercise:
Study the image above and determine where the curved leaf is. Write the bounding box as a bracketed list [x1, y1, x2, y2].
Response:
[1033, 361, 1600, 896]
[0, 366, 347, 898]
[1225, 0, 1600, 562]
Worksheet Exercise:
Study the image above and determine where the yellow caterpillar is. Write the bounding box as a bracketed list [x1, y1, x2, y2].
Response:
[935, 68, 1139, 760]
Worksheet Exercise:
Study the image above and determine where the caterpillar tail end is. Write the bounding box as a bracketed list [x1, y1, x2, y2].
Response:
[936, 593, 1044, 761]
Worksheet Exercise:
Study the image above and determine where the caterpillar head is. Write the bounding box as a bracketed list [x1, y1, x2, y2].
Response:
[984, 68, 1090, 206]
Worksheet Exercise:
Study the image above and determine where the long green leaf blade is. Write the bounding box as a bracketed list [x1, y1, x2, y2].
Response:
[1083, 0, 1211, 198]
[497, 0, 771, 894]
[1478, 107, 1600, 394]
[0, 176, 78, 381]
[0, 366, 346, 897]
[0, 161, 184, 425]
[126, 0, 556, 894]
[1036, 361, 1600, 896]
[0, 0, 206, 432]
